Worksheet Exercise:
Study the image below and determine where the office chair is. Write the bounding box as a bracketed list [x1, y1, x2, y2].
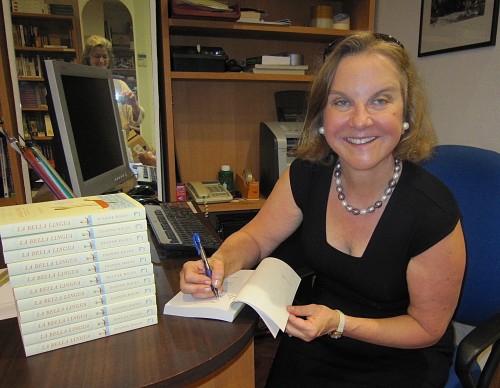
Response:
[421, 145, 500, 388]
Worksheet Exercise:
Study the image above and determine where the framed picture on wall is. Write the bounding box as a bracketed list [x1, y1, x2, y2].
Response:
[418, 0, 499, 56]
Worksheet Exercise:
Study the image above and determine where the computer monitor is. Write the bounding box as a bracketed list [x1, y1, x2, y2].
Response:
[43, 60, 134, 197]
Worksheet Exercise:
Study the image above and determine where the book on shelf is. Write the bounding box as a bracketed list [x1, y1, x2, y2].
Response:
[0, 193, 146, 239]
[16, 274, 155, 316]
[244, 55, 291, 67]
[250, 64, 308, 75]
[252, 68, 307, 75]
[164, 257, 301, 337]
[6, 241, 150, 276]
[24, 314, 158, 357]
[0, 137, 10, 197]
[11, 0, 49, 15]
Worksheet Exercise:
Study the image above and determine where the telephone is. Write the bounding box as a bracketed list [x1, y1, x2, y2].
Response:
[186, 181, 233, 204]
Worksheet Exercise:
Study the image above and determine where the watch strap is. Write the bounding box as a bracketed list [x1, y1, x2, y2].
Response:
[328, 309, 345, 339]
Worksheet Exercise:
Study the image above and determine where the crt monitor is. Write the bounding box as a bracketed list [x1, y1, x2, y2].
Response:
[43, 60, 134, 197]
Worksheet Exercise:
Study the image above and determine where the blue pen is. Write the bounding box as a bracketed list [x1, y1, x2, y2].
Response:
[193, 233, 219, 299]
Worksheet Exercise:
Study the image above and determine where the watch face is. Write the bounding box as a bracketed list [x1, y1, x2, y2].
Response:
[329, 331, 342, 339]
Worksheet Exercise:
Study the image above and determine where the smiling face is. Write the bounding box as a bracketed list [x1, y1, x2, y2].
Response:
[89, 46, 110, 69]
[323, 52, 405, 173]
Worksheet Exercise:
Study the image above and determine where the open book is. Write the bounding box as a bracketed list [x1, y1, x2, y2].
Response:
[163, 257, 301, 337]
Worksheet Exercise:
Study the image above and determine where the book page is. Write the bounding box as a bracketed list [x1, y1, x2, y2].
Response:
[163, 270, 254, 322]
[234, 257, 300, 337]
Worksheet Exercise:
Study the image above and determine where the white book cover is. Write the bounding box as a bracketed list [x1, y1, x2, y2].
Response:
[0, 193, 145, 239]
[9, 253, 152, 288]
[19, 294, 156, 335]
[3, 231, 148, 263]
[14, 263, 154, 301]
[24, 314, 158, 356]
[164, 257, 300, 337]
[6, 242, 150, 276]
[18, 285, 156, 324]
[1, 219, 147, 252]
[22, 304, 158, 346]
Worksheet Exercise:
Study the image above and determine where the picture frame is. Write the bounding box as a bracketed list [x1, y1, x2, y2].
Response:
[418, 0, 499, 57]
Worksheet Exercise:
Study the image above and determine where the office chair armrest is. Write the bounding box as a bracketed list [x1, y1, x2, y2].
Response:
[456, 313, 500, 388]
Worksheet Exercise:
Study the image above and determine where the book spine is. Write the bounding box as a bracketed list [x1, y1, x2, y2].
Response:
[0, 193, 145, 238]
[6, 242, 150, 276]
[9, 253, 152, 287]
[3, 231, 148, 263]
[21, 304, 157, 346]
[24, 315, 158, 357]
[18, 281, 156, 323]
[14, 263, 154, 301]
[2, 219, 147, 252]
[19, 293, 156, 336]
[0, 138, 9, 197]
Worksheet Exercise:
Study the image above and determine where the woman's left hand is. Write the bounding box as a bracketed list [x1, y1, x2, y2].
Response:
[120, 91, 138, 107]
[285, 304, 339, 342]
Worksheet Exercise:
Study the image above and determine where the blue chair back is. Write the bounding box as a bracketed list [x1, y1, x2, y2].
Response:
[421, 145, 500, 326]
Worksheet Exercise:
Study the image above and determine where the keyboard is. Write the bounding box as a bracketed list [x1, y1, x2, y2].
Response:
[145, 201, 221, 254]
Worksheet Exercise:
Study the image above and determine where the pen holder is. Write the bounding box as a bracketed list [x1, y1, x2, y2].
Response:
[235, 172, 259, 200]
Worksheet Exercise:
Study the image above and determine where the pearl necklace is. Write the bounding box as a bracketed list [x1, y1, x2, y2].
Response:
[334, 158, 402, 216]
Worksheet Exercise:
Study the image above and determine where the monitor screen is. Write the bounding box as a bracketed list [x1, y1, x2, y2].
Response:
[43, 60, 133, 197]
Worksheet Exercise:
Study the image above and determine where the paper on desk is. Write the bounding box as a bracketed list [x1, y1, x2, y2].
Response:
[0, 281, 17, 320]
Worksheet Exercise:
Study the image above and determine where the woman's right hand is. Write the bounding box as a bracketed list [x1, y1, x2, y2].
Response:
[179, 256, 225, 298]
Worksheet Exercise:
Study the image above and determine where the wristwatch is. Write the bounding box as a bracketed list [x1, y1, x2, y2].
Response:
[328, 309, 345, 339]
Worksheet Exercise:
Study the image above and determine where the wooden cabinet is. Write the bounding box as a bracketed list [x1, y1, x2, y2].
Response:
[0, 3, 25, 206]
[6, 11, 81, 201]
[160, 0, 375, 201]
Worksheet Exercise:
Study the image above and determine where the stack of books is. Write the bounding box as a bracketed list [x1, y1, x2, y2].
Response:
[243, 55, 308, 75]
[251, 64, 308, 75]
[0, 193, 157, 356]
[48, 3, 74, 15]
[11, 0, 49, 14]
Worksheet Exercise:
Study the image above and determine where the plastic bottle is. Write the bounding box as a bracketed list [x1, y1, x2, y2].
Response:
[218, 165, 234, 192]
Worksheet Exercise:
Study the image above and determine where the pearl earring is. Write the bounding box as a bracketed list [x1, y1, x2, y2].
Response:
[319, 126, 325, 135]
[402, 122, 410, 131]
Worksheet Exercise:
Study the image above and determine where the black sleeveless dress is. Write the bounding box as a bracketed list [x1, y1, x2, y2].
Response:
[266, 158, 460, 388]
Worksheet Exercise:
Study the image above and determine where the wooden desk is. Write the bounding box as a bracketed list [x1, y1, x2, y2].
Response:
[0, 235, 257, 387]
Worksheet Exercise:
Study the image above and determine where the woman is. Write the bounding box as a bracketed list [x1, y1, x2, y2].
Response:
[180, 32, 466, 386]
[82, 35, 145, 139]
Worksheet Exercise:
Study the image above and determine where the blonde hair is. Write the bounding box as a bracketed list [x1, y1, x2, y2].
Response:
[296, 31, 436, 165]
[81, 35, 114, 68]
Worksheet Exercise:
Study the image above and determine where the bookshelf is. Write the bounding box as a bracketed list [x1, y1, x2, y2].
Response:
[6, 10, 81, 201]
[159, 0, 375, 201]
[0, 3, 25, 206]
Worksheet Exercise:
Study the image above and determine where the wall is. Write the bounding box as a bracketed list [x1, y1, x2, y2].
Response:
[376, 1, 500, 152]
